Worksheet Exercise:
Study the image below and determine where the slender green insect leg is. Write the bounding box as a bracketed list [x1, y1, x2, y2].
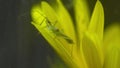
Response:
[40, 18, 46, 25]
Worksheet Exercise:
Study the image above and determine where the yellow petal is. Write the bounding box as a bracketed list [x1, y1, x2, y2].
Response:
[88, 0, 104, 41]
[104, 23, 120, 68]
[81, 32, 103, 68]
[74, 0, 90, 35]
[31, 21, 75, 68]
[56, 0, 77, 46]
[41, 1, 58, 23]
[54, 1, 86, 68]
[31, 5, 45, 25]
[104, 47, 120, 68]
[104, 23, 120, 48]
[41, 1, 76, 44]
[31, 2, 76, 67]
[81, 1, 104, 67]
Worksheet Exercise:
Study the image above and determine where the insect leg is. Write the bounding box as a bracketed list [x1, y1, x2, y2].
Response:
[40, 18, 46, 25]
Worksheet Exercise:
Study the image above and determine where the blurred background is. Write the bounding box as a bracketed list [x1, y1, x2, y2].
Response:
[0, 0, 120, 68]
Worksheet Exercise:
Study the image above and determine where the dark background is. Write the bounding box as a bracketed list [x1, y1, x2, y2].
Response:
[0, 0, 120, 68]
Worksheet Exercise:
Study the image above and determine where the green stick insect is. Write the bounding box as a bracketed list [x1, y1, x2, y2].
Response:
[40, 14, 74, 44]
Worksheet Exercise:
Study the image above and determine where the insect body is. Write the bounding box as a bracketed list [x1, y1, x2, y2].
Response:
[41, 16, 74, 44]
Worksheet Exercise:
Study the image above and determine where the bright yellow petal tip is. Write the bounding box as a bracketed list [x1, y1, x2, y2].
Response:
[88, 0, 104, 41]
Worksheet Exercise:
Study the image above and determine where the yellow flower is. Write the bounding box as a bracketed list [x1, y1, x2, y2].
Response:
[31, 0, 120, 68]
